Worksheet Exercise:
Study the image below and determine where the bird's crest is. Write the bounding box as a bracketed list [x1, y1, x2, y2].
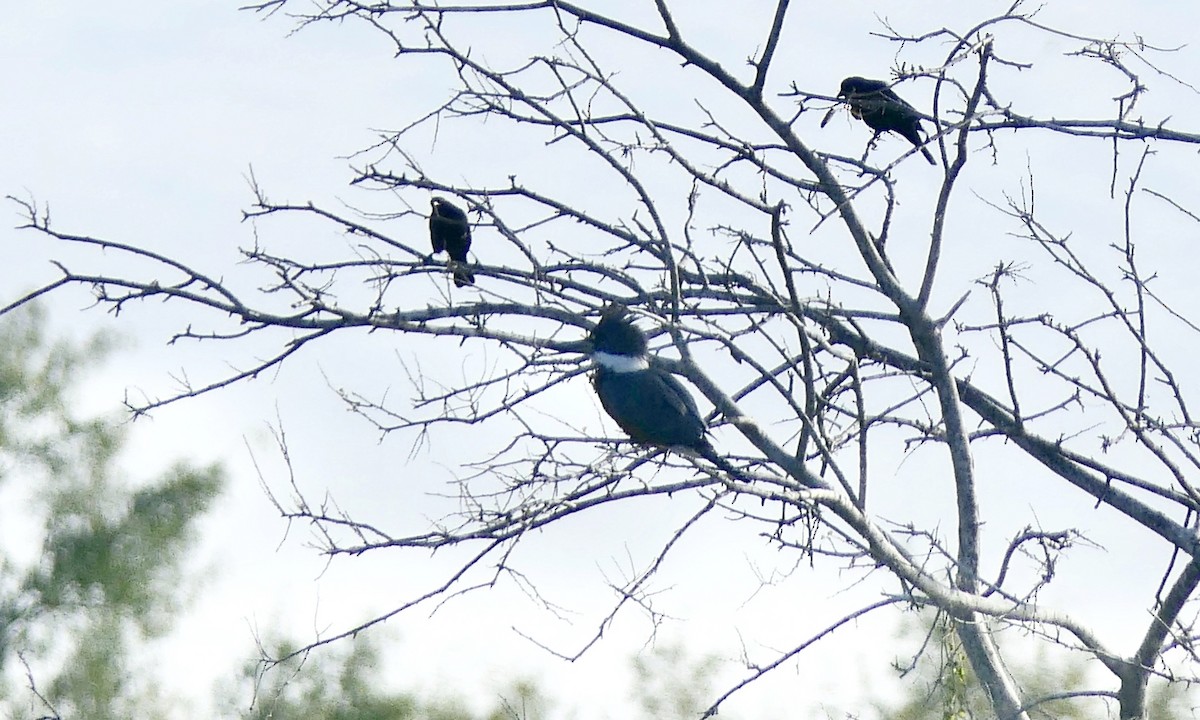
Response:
[590, 305, 648, 357]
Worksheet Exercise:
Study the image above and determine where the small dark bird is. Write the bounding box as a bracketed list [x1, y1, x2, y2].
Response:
[429, 197, 475, 287]
[587, 308, 714, 456]
[837, 76, 936, 165]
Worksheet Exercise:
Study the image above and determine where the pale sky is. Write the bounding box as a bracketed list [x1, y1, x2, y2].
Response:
[2, 2, 1199, 719]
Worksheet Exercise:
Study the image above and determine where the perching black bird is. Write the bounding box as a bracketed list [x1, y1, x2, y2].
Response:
[837, 76, 936, 165]
[587, 308, 714, 456]
[429, 197, 475, 287]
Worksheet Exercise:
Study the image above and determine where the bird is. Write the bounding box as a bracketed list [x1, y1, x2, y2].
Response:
[587, 308, 714, 456]
[428, 197, 475, 287]
[836, 76, 936, 165]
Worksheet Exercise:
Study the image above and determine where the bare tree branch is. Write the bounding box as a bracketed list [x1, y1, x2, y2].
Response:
[7, 3, 1200, 718]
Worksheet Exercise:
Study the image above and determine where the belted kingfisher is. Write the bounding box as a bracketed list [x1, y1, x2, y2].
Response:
[587, 308, 714, 456]
[836, 76, 936, 165]
[429, 197, 476, 287]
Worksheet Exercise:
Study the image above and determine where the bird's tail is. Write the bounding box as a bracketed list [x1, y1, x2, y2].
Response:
[696, 441, 750, 484]
[900, 125, 937, 165]
[452, 264, 476, 287]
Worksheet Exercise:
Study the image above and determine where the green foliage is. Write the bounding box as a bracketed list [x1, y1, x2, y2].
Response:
[28, 463, 223, 633]
[631, 642, 726, 720]
[878, 615, 1195, 720]
[0, 307, 224, 717]
[485, 680, 547, 720]
[0, 304, 115, 477]
[42, 613, 171, 720]
[1143, 679, 1194, 720]
[45, 617, 127, 720]
[229, 635, 550, 720]
[237, 637, 420, 720]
